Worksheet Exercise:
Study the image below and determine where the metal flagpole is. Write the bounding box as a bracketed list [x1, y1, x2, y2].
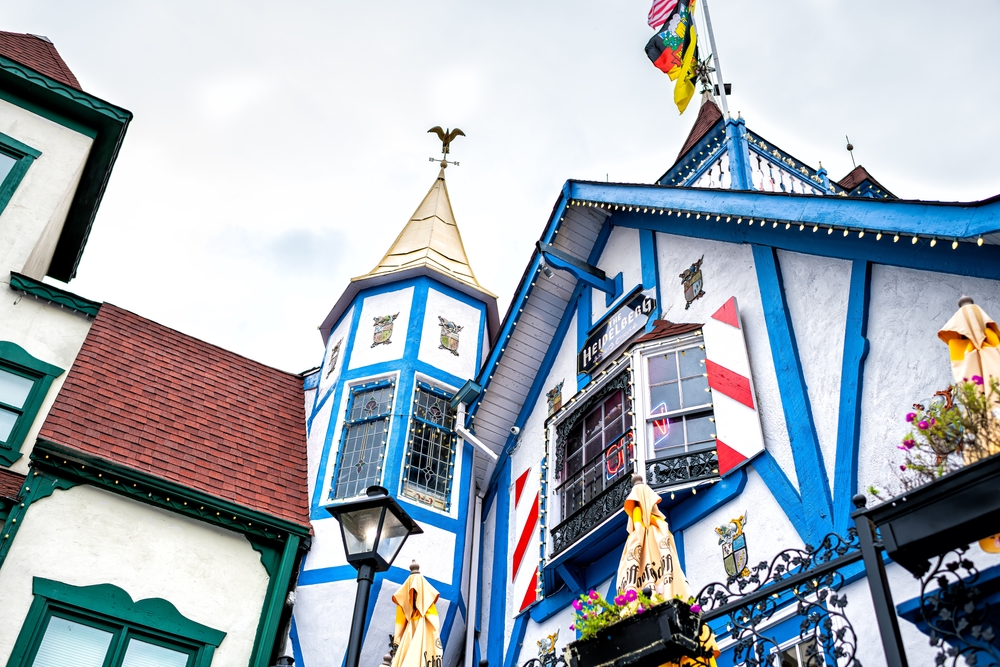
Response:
[699, 0, 730, 118]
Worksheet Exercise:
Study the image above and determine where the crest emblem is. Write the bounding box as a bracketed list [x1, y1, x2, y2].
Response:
[437, 316, 462, 356]
[716, 512, 750, 578]
[372, 313, 399, 347]
[324, 338, 343, 379]
[679, 255, 706, 309]
[537, 631, 559, 666]
[546, 381, 564, 416]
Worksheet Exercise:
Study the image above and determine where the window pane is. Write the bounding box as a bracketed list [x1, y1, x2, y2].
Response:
[603, 390, 623, 423]
[648, 353, 677, 384]
[121, 639, 189, 667]
[0, 152, 16, 184]
[649, 416, 685, 452]
[686, 412, 715, 445]
[680, 375, 710, 408]
[402, 387, 458, 510]
[584, 409, 603, 443]
[0, 367, 32, 408]
[0, 406, 16, 441]
[333, 385, 394, 500]
[678, 346, 706, 378]
[31, 616, 113, 667]
[649, 382, 680, 415]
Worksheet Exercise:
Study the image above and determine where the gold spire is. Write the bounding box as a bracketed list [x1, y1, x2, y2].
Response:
[354, 167, 493, 296]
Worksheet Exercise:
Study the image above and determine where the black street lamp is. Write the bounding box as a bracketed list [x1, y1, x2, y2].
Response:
[327, 486, 423, 667]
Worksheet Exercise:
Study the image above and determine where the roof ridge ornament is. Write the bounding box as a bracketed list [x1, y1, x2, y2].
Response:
[427, 126, 465, 169]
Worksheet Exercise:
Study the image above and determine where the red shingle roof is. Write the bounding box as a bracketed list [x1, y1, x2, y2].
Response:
[38, 303, 309, 527]
[0, 468, 24, 502]
[672, 95, 723, 166]
[635, 320, 703, 344]
[0, 32, 81, 90]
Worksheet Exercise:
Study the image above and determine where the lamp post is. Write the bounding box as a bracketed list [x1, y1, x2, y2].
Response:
[326, 486, 423, 667]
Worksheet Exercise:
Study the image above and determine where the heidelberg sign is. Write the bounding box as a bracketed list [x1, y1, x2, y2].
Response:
[578, 292, 656, 375]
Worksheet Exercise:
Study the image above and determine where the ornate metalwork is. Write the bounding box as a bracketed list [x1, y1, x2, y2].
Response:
[695, 530, 862, 667]
[550, 473, 632, 556]
[554, 369, 631, 475]
[646, 450, 719, 487]
[918, 547, 1000, 667]
[520, 653, 567, 667]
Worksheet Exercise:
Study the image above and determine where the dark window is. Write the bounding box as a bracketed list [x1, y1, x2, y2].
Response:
[402, 385, 457, 511]
[331, 382, 395, 500]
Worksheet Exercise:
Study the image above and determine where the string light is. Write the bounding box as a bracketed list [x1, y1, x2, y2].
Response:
[799, 224, 805, 231]
[827, 228, 833, 235]
[876, 232, 882, 240]
[843, 229, 849, 237]
[979, 237, 985, 246]
[772, 221, 778, 229]
[912, 236, 919, 245]
[930, 238, 937, 247]
[893, 234, 900, 243]
[812, 225, 819, 233]
[952, 240, 959, 250]
[858, 230, 865, 238]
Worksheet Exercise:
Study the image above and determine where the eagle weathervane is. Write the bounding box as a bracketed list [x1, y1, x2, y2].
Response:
[428, 126, 465, 168]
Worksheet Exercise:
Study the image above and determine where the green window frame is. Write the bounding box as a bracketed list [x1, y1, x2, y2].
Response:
[0, 341, 63, 467]
[7, 578, 225, 667]
[0, 131, 41, 217]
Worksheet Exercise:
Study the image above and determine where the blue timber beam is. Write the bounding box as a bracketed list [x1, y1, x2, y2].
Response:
[537, 241, 620, 297]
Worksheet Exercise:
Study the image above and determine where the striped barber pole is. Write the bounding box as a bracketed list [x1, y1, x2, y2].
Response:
[511, 466, 540, 613]
[701, 296, 766, 476]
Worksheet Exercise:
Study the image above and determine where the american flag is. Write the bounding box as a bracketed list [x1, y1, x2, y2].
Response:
[648, 0, 678, 29]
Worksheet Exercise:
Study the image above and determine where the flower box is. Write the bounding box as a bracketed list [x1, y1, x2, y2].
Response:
[855, 452, 1000, 577]
[565, 599, 703, 667]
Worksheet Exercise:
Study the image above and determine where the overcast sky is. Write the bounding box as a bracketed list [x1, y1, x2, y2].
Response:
[5, 1, 1000, 373]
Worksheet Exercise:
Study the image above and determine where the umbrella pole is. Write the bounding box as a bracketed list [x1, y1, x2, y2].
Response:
[346, 562, 376, 667]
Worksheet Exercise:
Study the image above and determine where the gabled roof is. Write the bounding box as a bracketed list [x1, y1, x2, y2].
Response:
[837, 165, 896, 199]
[38, 303, 310, 527]
[0, 468, 24, 502]
[673, 94, 723, 166]
[0, 32, 80, 90]
[634, 320, 703, 344]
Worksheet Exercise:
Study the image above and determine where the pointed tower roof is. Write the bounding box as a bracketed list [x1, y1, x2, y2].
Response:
[319, 166, 499, 345]
[356, 167, 490, 294]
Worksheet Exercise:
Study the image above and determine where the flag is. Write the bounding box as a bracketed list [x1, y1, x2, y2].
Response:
[645, 0, 699, 114]
[647, 0, 678, 29]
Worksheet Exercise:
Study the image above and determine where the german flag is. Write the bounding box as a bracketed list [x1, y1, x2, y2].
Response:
[645, 0, 699, 114]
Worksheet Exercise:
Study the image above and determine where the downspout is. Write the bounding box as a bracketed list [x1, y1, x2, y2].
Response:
[457, 401, 486, 667]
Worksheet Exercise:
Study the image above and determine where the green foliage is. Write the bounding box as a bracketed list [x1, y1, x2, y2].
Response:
[569, 589, 698, 641]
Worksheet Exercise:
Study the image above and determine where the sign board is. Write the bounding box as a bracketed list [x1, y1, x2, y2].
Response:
[578, 292, 656, 375]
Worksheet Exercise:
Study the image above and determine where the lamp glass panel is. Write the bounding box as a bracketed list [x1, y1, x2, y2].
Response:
[338, 506, 384, 556]
[376, 509, 410, 565]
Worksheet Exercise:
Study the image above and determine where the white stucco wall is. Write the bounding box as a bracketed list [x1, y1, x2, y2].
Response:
[0, 485, 269, 666]
[318, 306, 354, 395]
[592, 227, 643, 323]
[418, 287, 482, 381]
[0, 97, 93, 279]
[306, 388, 335, 507]
[349, 288, 414, 370]
[479, 497, 497, 655]
[293, 580, 358, 667]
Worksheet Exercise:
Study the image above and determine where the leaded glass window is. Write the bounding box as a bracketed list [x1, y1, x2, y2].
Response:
[331, 382, 395, 500]
[401, 384, 457, 511]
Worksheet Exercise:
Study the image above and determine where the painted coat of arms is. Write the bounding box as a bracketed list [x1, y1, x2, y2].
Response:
[324, 338, 343, 379]
[537, 631, 559, 667]
[679, 255, 706, 310]
[546, 380, 564, 416]
[371, 313, 399, 347]
[438, 316, 462, 356]
[716, 512, 750, 578]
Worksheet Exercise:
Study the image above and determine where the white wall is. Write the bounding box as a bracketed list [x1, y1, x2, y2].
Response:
[0, 97, 93, 279]
[318, 306, 354, 395]
[293, 580, 358, 667]
[417, 287, 482, 381]
[349, 288, 414, 370]
[592, 227, 643, 323]
[0, 485, 269, 667]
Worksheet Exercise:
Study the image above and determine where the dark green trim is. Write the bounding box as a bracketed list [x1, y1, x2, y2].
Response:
[0, 130, 40, 222]
[248, 535, 301, 667]
[0, 130, 40, 158]
[32, 440, 312, 540]
[0, 468, 76, 571]
[0, 53, 132, 282]
[0, 342, 64, 467]
[6, 577, 224, 667]
[9, 272, 101, 317]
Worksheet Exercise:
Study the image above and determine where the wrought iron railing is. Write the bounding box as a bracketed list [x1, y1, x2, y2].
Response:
[645, 449, 719, 488]
[550, 473, 633, 556]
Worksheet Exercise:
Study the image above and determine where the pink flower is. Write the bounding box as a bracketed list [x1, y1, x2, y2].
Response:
[625, 589, 638, 602]
[582, 613, 588, 620]
[637, 605, 645, 614]
[589, 590, 600, 601]
[569, 625, 575, 631]
[572, 599, 582, 611]
[690, 604, 702, 614]
[930, 418, 937, 426]
[614, 595, 626, 606]
[905, 412, 916, 422]
[973, 375, 984, 386]
[900, 464, 907, 471]
[898, 439, 915, 451]
[918, 420, 929, 430]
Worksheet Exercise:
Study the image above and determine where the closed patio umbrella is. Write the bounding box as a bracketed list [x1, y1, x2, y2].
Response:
[390, 561, 443, 667]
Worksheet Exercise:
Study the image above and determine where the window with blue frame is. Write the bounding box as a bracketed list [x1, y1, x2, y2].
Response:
[331, 381, 395, 500]
[401, 383, 457, 511]
[0, 131, 41, 217]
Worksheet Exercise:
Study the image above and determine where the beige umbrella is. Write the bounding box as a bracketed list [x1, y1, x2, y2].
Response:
[390, 561, 443, 667]
[937, 295, 1000, 393]
[616, 475, 718, 666]
[938, 296, 1000, 553]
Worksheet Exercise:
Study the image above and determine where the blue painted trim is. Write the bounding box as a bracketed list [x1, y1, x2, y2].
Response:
[751, 244, 834, 543]
[750, 452, 810, 542]
[568, 181, 1000, 241]
[674, 530, 685, 573]
[679, 146, 725, 187]
[487, 462, 511, 667]
[658, 120, 726, 186]
[530, 544, 621, 623]
[605, 575, 617, 600]
[747, 143, 825, 193]
[668, 468, 748, 531]
[576, 286, 592, 389]
[297, 564, 358, 586]
[724, 118, 753, 190]
[605, 272, 624, 307]
[833, 260, 872, 534]
[638, 229, 661, 318]
[327, 378, 396, 502]
[440, 598, 458, 648]
[555, 563, 585, 592]
[290, 616, 304, 667]
[503, 614, 529, 667]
